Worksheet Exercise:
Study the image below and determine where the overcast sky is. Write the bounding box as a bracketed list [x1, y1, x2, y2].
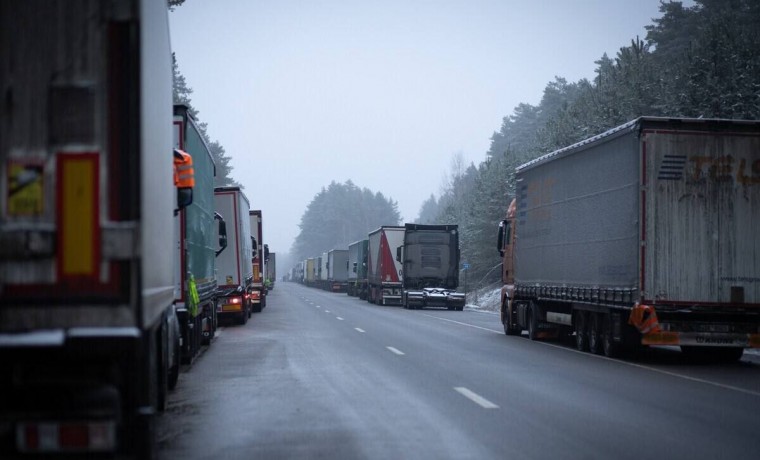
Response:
[169, 0, 684, 256]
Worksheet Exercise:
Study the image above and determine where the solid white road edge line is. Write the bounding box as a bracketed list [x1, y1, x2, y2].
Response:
[386, 346, 405, 355]
[454, 387, 499, 409]
[421, 313, 502, 334]
[424, 314, 760, 398]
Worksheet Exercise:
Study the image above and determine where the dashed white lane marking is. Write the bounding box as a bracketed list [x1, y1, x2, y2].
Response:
[337, 317, 344, 321]
[355, 328, 366, 333]
[315, 305, 321, 308]
[386, 346, 405, 356]
[325, 310, 331, 313]
[454, 387, 499, 409]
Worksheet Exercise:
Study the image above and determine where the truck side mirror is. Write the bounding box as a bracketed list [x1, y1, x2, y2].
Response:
[396, 246, 402, 262]
[215, 212, 227, 257]
[352, 262, 357, 273]
[177, 188, 193, 209]
[497, 220, 506, 257]
[264, 244, 270, 262]
[251, 236, 259, 260]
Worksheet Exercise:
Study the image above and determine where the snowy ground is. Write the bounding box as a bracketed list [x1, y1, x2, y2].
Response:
[464, 285, 501, 313]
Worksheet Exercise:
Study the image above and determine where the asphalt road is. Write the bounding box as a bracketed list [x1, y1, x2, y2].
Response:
[157, 282, 760, 460]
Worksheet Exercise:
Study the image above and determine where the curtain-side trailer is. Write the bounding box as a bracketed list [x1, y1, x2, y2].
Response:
[497, 117, 760, 360]
[173, 104, 226, 364]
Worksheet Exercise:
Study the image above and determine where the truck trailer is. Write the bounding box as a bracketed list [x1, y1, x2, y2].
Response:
[215, 187, 254, 324]
[305, 258, 316, 286]
[319, 252, 329, 290]
[367, 226, 405, 305]
[398, 224, 465, 310]
[267, 252, 276, 290]
[249, 210, 267, 311]
[0, 1, 176, 456]
[327, 249, 349, 292]
[173, 104, 227, 363]
[347, 239, 369, 299]
[497, 117, 760, 360]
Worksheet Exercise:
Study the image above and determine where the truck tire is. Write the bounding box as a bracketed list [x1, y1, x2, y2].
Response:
[527, 303, 539, 341]
[574, 311, 589, 351]
[502, 299, 521, 336]
[601, 314, 620, 358]
[588, 313, 602, 354]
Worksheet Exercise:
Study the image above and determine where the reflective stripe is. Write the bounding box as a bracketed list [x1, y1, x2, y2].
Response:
[173, 149, 195, 188]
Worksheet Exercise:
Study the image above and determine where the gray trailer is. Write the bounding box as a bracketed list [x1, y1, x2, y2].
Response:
[398, 224, 465, 310]
[0, 1, 176, 456]
[497, 117, 760, 360]
[327, 249, 349, 292]
[347, 240, 369, 298]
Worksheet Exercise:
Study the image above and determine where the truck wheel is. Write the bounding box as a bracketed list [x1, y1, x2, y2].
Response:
[588, 313, 602, 354]
[527, 303, 539, 341]
[574, 311, 589, 351]
[601, 314, 620, 358]
[502, 301, 521, 336]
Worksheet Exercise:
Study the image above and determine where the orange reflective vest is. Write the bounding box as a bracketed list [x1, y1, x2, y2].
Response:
[173, 149, 195, 188]
[628, 303, 661, 334]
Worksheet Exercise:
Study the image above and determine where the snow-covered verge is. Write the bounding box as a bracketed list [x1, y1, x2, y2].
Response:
[464, 285, 501, 313]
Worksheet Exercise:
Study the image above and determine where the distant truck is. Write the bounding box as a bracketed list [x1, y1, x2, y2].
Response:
[249, 210, 267, 311]
[398, 224, 465, 310]
[367, 226, 405, 305]
[267, 252, 276, 290]
[347, 239, 369, 299]
[215, 187, 254, 324]
[0, 1, 176, 456]
[305, 258, 316, 286]
[173, 104, 227, 363]
[327, 249, 349, 292]
[497, 117, 760, 360]
[319, 252, 329, 290]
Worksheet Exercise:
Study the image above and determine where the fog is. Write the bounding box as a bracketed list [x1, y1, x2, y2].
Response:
[169, 0, 677, 255]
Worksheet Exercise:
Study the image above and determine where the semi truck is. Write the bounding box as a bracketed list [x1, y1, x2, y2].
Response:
[215, 187, 254, 324]
[347, 239, 369, 299]
[398, 224, 465, 310]
[319, 252, 329, 290]
[0, 0, 176, 456]
[249, 210, 267, 311]
[173, 104, 227, 363]
[327, 249, 349, 292]
[267, 252, 276, 290]
[497, 117, 760, 360]
[367, 226, 405, 305]
[305, 258, 316, 286]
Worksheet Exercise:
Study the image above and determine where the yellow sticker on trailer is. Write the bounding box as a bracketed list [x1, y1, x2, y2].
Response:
[7, 162, 44, 216]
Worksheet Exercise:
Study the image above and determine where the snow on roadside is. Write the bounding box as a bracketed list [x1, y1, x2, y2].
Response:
[464, 286, 501, 313]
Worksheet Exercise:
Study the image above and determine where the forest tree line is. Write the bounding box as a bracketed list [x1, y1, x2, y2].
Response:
[417, 0, 760, 289]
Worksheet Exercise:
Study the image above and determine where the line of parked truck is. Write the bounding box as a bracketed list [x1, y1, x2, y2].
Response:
[291, 224, 466, 310]
[0, 2, 274, 457]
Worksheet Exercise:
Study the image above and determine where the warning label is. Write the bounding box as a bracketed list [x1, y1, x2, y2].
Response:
[7, 162, 44, 216]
